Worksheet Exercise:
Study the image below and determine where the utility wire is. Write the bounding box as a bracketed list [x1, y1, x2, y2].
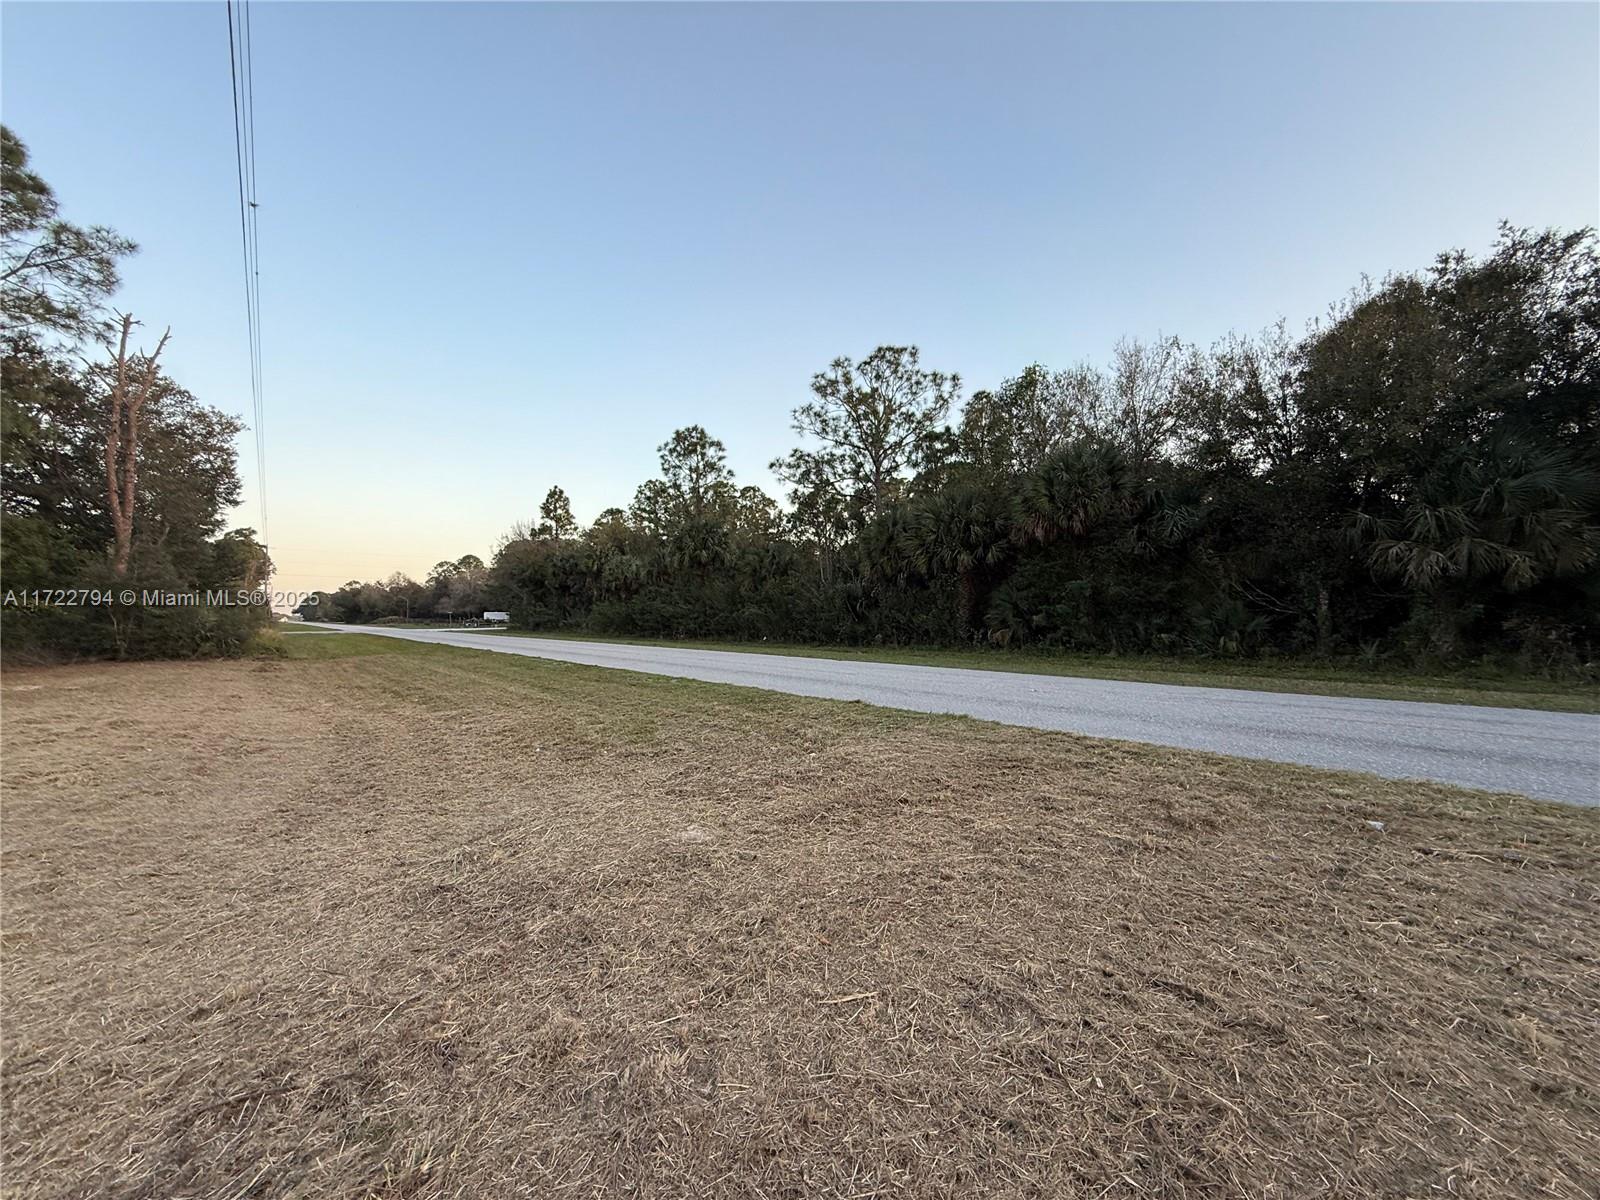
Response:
[226, 0, 269, 554]
[243, 0, 267, 552]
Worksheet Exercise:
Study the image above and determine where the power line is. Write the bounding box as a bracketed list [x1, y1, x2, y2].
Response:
[226, 0, 269, 555]
[243, 0, 266, 553]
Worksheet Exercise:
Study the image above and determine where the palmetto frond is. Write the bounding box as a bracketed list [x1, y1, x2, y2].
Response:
[901, 484, 1013, 577]
[1354, 435, 1600, 591]
[1016, 439, 1138, 543]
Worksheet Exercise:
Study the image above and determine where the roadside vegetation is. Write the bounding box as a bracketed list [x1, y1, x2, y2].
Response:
[303, 226, 1600, 689]
[4, 633, 1596, 1197]
[1, 126, 271, 661]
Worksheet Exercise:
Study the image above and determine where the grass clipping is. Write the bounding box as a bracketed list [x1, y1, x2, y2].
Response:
[2, 635, 1597, 1198]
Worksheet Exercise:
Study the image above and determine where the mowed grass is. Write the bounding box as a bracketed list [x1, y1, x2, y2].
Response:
[3, 633, 1598, 1199]
[412, 625, 1600, 712]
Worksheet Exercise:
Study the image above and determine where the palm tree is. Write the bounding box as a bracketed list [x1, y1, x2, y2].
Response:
[1355, 438, 1598, 591]
[1015, 439, 1140, 544]
[900, 483, 1014, 631]
[1352, 436, 1599, 655]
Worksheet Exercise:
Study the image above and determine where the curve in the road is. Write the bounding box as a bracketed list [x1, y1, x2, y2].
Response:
[311, 624, 1599, 806]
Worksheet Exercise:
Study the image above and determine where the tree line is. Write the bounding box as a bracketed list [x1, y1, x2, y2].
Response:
[303, 223, 1599, 675]
[2, 126, 272, 659]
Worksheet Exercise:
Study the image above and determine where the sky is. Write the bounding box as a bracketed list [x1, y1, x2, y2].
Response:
[3, 2, 1597, 597]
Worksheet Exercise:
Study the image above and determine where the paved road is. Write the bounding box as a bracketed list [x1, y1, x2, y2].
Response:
[313, 624, 1599, 806]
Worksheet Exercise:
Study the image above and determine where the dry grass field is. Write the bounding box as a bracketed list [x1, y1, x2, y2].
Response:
[2, 632, 1597, 1198]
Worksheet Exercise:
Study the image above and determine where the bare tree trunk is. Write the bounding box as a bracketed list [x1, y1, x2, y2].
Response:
[1315, 586, 1332, 658]
[103, 314, 170, 577]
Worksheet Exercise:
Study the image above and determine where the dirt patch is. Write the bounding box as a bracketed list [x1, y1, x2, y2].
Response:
[3, 641, 1598, 1198]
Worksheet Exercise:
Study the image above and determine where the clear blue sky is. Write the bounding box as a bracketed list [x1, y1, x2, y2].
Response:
[4, 2, 1596, 594]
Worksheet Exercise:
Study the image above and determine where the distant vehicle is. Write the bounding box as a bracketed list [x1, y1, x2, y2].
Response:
[482, 611, 510, 624]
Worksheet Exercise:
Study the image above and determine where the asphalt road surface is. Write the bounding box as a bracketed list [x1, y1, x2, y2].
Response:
[313, 624, 1599, 806]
